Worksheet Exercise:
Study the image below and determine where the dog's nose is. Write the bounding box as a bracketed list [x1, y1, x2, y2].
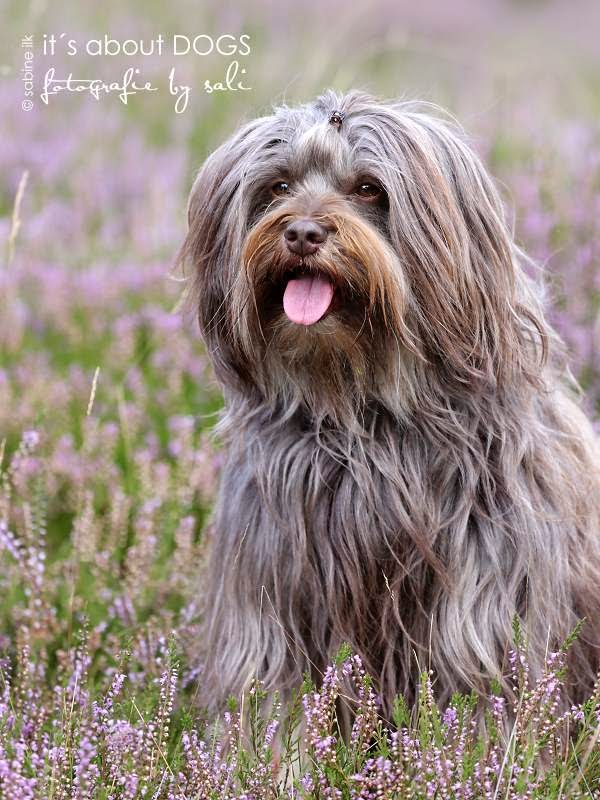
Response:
[283, 219, 328, 256]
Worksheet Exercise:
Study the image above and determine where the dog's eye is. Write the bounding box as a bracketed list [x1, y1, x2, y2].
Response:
[354, 182, 382, 200]
[272, 181, 290, 196]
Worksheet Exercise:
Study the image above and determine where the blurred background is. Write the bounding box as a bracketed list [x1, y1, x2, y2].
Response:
[2, 1, 600, 403]
[0, 0, 599, 695]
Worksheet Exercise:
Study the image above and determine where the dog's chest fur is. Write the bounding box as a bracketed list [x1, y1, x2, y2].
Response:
[208, 403, 477, 702]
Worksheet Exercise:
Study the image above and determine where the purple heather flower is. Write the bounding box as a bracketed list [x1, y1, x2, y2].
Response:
[443, 706, 459, 728]
[22, 430, 40, 449]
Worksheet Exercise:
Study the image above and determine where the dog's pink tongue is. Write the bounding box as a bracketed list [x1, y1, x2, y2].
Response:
[283, 275, 334, 326]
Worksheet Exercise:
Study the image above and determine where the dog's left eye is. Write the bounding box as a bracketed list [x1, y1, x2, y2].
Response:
[354, 182, 382, 200]
[272, 181, 290, 196]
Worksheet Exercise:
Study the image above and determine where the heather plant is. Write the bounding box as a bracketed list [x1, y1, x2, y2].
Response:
[0, 433, 599, 798]
[1, 437, 599, 800]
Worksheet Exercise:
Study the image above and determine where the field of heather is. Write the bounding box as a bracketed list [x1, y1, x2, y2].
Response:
[1, 1, 600, 797]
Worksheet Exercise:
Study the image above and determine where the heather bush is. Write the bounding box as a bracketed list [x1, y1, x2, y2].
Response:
[0, 427, 598, 796]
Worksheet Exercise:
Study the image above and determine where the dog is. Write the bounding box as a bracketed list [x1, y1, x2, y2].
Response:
[177, 90, 600, 719]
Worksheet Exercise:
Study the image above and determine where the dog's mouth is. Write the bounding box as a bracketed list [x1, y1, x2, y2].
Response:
[282, 268, 335, 326]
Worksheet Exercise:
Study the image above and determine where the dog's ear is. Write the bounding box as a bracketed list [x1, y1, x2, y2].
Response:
[381, 106, 548, 391]
[177, 137, 242, 340]
[175, 118, 271, 387]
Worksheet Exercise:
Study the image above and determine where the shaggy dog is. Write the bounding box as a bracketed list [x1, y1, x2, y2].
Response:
[177, 90, 600, 718]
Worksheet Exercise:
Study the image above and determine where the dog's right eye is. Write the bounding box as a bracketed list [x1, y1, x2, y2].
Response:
[271, 181, 290, 196]
[354, 182, 383, 200]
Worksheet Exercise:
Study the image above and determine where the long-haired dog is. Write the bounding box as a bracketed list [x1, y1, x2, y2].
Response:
[177, 90, 600, 719]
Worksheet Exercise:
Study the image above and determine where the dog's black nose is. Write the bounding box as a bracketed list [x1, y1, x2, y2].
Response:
[283, 219, 328, 256]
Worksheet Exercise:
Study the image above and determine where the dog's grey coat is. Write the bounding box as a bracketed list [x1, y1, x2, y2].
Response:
[178, 90, 600, 715]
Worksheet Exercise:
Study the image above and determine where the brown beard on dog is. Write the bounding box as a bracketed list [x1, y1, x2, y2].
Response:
[238, 198, 411, 421]
[176, 89, 600, 721]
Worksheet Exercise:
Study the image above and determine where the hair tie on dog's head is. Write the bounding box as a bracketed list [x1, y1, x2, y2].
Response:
[328, 110, 344, 128]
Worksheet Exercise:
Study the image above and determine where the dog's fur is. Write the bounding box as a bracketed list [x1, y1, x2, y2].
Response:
[177, 90, 600, 717]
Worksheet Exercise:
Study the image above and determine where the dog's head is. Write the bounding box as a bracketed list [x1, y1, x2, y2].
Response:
[178, 90, 548, 422]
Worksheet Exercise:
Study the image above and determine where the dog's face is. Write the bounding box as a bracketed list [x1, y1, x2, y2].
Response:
[179, 91, 544, 422]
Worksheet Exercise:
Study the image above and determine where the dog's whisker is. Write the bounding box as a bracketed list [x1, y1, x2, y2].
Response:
[349, 308, 368, 348]
[205, 281, 237, 333]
